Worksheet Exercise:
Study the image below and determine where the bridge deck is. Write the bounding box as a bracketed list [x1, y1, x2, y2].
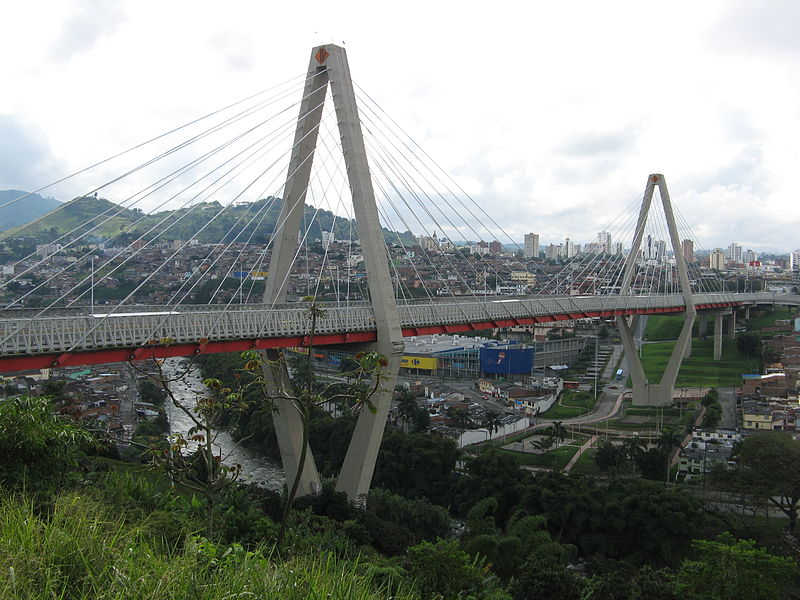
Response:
[0, 292, 791, 372]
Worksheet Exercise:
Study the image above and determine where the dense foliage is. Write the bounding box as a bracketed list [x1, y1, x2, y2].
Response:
[2, 366, 798, 599]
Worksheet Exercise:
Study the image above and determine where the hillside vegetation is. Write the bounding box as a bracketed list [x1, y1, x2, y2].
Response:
[6, 193, 414, 245]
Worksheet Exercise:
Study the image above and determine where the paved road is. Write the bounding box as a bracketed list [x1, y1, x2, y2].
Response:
[532, 383, 627, 431]
[718, 387, 737, 429]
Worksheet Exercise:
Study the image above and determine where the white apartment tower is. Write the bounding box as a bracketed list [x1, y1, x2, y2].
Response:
[564, 237, 576, 258]
[727, 242, 743, 265]
[710, 248, 725, 271]
[597, 231, 612, 254]
[524, 233, 540, 258]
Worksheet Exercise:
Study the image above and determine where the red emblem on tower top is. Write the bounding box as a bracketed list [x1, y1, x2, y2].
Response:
[315, 48, 330, 64]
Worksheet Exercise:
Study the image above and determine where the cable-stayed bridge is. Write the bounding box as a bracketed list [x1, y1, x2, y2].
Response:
[2, 45, 795, 500]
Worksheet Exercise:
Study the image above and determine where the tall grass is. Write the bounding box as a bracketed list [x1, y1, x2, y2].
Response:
[0, 492, 417, 600]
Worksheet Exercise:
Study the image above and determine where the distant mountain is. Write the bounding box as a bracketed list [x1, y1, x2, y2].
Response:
[5, 194, 416, 246]
[0, 190, 62, 232]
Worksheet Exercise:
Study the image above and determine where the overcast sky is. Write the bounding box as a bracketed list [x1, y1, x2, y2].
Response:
[1, 0, 798, 253]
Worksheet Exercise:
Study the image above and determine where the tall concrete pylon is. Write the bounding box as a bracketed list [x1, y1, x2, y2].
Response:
[262, 45, 403, 501]
[616, 174, 696, 406]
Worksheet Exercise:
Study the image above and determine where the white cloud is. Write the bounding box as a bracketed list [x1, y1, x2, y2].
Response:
[0, 0, 797, 252]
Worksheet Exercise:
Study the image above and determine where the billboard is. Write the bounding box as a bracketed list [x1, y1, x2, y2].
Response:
[479, 347, 534, 375]
[400, 355, 438, 371]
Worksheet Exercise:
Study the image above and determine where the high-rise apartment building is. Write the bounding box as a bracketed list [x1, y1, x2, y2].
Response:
[681, 239, 694, 263]
[523, 233, 540, 258]
[564, 237, 576, 258]
[654, 240, 666, 262]
[489, 240, 502, 255]
[727, 242, 742, 265]
[710, 248, 725, 271]
[544, 244, 562, 260]
[597, 231, 612, 254]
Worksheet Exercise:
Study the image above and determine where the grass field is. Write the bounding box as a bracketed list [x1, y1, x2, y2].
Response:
[640, 337, 757, 387]
[540, 390, 597, 419]
[644, 315, 696, 341]
[635, 308, 796, 388]
[500, 444, 579, 469]
[745, 307, 797, 337]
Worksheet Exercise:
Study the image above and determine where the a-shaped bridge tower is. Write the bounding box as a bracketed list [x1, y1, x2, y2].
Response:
[617, 174, 696, 406]
[261, 45, 403, 501]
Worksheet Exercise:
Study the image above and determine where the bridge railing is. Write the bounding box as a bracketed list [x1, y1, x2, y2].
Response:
[0, 292, 795, 357]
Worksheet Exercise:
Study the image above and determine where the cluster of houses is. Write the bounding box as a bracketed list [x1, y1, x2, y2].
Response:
[1, 362, 162, 442]
[678, 318, 800, 478]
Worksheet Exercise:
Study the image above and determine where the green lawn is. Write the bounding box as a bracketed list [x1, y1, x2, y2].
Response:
[500, 444, 579, 470]
[644, 315, 696, 341]
[540, 391, 596, 419]
[745, 307, 797, 337]
[640, 337, 757, 387]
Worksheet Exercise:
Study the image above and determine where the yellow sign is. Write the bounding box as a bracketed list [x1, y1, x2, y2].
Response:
[400, 355, 438, 370]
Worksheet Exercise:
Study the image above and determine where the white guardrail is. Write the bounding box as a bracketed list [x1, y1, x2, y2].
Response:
[0, 292, 796, 357]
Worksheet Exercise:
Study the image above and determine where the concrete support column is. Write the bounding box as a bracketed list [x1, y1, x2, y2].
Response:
[714, 311, 723, 361]
[616, 315, 648, 404]
[684, 333, 692, 359]
[728, 312, 737, 340]
[744, 306, 750, 321]
[698, 313, 708, 339]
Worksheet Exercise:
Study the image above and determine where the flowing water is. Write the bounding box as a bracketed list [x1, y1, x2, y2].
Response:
[162, 357, 285, 491]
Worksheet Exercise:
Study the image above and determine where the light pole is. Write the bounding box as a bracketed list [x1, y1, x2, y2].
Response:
[593, 335, 599, 412]
[90, 255, 94, 313]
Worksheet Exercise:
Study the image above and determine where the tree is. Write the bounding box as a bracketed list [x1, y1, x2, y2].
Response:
[549, 421, 567, 448]
[462, 499, 573, 580]
[595, 441, 625, 474]
[623, 436, 647, 477]
[406, 539, 501, 600]
[482, 410, 503, 439]
[736, 331, 762, 359]
[657, 428, 682, 482]
[729, 431, 800, 530]
[0, 395, 95, 491]
[396, 390, 419, 434]
[674, 533, 796, 600]
[373, 433, 459, 504]
[509, 556, 582, 600]
[447, 406, 472, 431]
[702, 403, 722, 428]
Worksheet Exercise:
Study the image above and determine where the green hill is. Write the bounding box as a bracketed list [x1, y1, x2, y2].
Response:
[7, 193, 415, 245]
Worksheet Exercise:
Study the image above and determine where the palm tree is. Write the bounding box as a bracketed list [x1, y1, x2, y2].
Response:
[622, 435, 647, 477]
[658, 428, 683, 482]
[448, 406, 472, 431]
[482, 411, 503, 440]
[396, 392, 419, 433]
[549, 420, 567, 449]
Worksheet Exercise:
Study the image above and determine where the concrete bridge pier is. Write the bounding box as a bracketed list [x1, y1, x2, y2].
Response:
[698, 313, 708, 339]
[713, 309, 732, 360]
[728, 311, 737, 340]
